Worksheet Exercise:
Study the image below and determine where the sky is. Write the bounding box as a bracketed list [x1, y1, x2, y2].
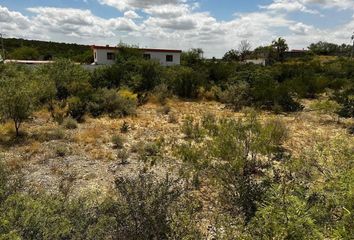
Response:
[0, 0, 354, 57]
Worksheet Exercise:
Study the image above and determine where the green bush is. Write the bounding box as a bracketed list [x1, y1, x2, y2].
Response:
[88, 88, 137, 118]
[63, 117, 78, 129]
[152, 84, 171, 105]
[111, 134, 125, 149]
[67, 97, 87, 122]
[219, 82, 251, 110]
[181, 116, 204, 141]
[0, 69, 42, 136]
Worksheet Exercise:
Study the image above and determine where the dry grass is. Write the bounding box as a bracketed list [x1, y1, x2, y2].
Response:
[0, 99, 352, 197]
[74, 127, 106, 145]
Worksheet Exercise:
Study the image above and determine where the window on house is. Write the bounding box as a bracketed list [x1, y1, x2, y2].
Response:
[94, 52, 97, 60]
[107, 52, 115, 60]
[143, 54, 151, 60]
[166, 55, 173, 62]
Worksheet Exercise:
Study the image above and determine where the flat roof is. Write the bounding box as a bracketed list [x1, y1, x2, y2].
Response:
[4, 60, 55, 64]
[92, 45, 182, 53]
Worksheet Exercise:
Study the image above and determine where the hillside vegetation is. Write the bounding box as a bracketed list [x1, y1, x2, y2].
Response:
[0, 40, 353, 239]
[2, 38, 92, 63]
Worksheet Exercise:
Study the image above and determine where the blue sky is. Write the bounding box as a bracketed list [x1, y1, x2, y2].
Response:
[1, 0, 353, 57]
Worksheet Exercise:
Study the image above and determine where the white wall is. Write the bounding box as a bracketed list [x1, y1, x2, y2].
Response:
[94, 48, 181, 66]
[143, 51, 181, 66]
[94, 49, 117, 65]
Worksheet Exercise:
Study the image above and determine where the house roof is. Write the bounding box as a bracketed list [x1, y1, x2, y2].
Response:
[91, 45, 182, 53]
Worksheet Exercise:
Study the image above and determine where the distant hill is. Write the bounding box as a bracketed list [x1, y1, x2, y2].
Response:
[2, 38, 93, 63]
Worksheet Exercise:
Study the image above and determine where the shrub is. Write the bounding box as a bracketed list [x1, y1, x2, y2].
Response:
[120, 121, 130, 133]
[220, 82, 251, 110]
[138, 141, 162, 166]
[152, 84, 171, 105]
[167, 66, 206, 99]
[0, 71, 41, 136]
[156, 105, 171, 115]
[55, 145, 68, 157]
[113, 172, 185, 239]
[48, 100, 68, 125]
[111, 134, 125, 149]
[181, 116, 204, 141]
[168, 112, 178, 124]
[88, 88, 137, 118]
[117, 149, 129, 165]
[67, 97, 86, 122]
[63, 117, 78, 129]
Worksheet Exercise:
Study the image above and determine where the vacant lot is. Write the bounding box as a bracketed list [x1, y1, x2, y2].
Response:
[1, 99, 352, 195]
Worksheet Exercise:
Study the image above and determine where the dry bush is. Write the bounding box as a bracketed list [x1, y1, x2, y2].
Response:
[24, 141, 43, 157]
[74, 127, 105, 145]
[88, 148, 114, 160]
[32, 126, 66, 142]
[63, 117, 78, 129]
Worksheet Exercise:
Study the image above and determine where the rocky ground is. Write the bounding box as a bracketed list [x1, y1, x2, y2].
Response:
[0, 99, 353, 197]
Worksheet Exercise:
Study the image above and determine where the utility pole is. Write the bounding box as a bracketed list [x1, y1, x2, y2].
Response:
[0, 33, 5, 61]
[351, 32, 354, 59]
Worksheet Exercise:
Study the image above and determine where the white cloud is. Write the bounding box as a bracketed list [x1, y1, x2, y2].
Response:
[98, 0, 184, 11]
[261, 0, 354, 14]
[124, 10, 141, 19]
[259, 0, 319, 14]
[26, 7, 139, 38]
[303, 0, 354, 10]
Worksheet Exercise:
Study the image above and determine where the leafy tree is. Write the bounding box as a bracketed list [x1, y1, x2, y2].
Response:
[10, 46, 40, 60]
[272, 37, 289, 61]
[0, 70, 41, 136]
[181, 48, 204, 68]
[222, 49, 240, 62]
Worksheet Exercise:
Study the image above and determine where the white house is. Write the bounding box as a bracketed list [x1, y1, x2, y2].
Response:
[92, 45, 182, 66]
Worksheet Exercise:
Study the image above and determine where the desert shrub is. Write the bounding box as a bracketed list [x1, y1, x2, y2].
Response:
[201, 112, 218, 136]
[120, 121, 130, 133]
[167, 66, 206, 99]
[176, 143, 206, 188]
[56, 145, 68, 157]
[112, 172, 184, 239]
[178, 111, 288, 222]
[63, 117, 78, 129]
[219, 82, 251, 110]
[0, 70, 41, 136]
[88, 88, 137, 118]
[117, 149, 129, 165]
[310, 99, 341, 121]
[333, 87, 354, 118]
[168, 112, 178, 124]
[111, 134, 125, 149]
[90, 65, 123, 89]
[43, 59, 92, 100]
[157, 105, 171, 115]
[67, 97, 87, 122]
[138, 141, 162, 166]
[181, 116, 204, 141]
[48, 100, 68, 124]
[152, 84, 171, 105]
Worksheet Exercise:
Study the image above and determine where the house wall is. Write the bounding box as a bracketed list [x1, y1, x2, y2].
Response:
[94, 49, 117, 65]
[143, 51, 181, 66]
[93, 48, 181, 66]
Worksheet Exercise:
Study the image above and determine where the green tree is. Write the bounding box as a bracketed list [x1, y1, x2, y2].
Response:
[223, 49, 240, 62]
[272, 38, 289, 61]
[0, 71, 40, 136]
[10, 46, 40, 60]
